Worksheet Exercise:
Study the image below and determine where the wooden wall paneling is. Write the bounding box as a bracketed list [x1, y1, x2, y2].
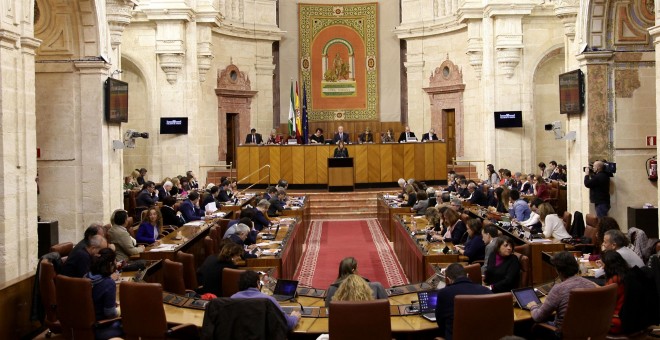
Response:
[291, 146, 306, 184]
[316, 146, 329, 183]
[403, 144, 416, 180]
[236, 147, 250, 182]
[304, 146, 318, 183]
[354, 145, 369, 183]
[380, 144, 393, 182]
[258, 147, 270, 185]
[391, 144, 404, 182]
[279, 147, 293, 184]
[367, 144, 381, 183]
[414, 143, 426, 180]
[268, 147, 281, 184]
[424, 143, 436, 180]
[249, 147, 260, 183]
[434, 143, 448, 180]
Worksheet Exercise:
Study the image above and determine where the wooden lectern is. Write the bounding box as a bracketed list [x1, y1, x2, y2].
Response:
[328, 157, 354, 192]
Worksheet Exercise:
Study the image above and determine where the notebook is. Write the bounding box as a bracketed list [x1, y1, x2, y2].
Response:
[261, 224, 280, 241]
[417, 290, 439, 322]
[512, 287, 542, 310]
[272, 279, 299, 301]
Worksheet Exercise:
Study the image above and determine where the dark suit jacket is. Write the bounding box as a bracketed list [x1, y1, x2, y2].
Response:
[201, 298, 288, 340]
[358, 132, 374, 143]
[157, 187, 171, 202]
[421, 132, 439, 141]
[435, 278, 492, 340]
[136, 189, 158, 207]
[484, 254, 520, 293]
[398, 131, 417, 142]
[332, 132, 350, 144]
[179, 199, 205, 222]
[267, 197, 285, 217]
[218, 190, 233, 202]
[309, 134, 325, 144]
[468, 188, 488, 206]
[333, 148, 349, 158]
[161, 205, 183, 227]
[245, 133, 263, 144]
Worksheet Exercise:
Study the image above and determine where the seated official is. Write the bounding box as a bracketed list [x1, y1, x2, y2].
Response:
[196, 243, 243, 297]
[421, 128, 439, 142]
[457, 180, 470, 198]
[253, 199, 272, 231]
[400, 184, 417, 207]
[333, 140, 349, 158]
[136, 207, 162, 245]
[538, 203, 571, 239]
[245, 128, 263, 144]
[107, 210, 144, 262]
[432, 208, 467, 245]
[160, 196, 184, 227]
[527, 251, 597, 333]
[332, 125, 350, 144]
[435, 263, 492, 340]
[218, 180, 234, 203]
[60, 233, 108, 278]
[533, 176, 550, 201]
[520, 174, 533, 194]
[325, 257, 388, 307]
[85, 248, 123, 339]
[382, 128, 395, 143]
[600, 250, 628, 334]
[411, 190, 429, 215]
[202, 185, 221, 210]
[158, 181, 174, 201]
[491, 187, 509, 213]
[424, 207, 443, 232]
[266, 129, 283, 145]
[467, 183, 488, 206]
[227, 223, 258, 258]
[180, 191, 206, 222]
[508, 190, 531, 221]
[331, 274, 376, 303]
[262, 186, 278, 201]
[596, 230, 645, 275]
[481, 225, 499, 274]
[309, 128, 324, 144]
[268, 190, 288, 217]
[231, 271, 301, 331]
[456, 219, 485, 263]
[136, 168, 148, 186]
[136, 181, 158, 207]
[518, 198, 543, 234]
[358, 127, 374, 144]
[224, 217, 257, 245]
[398, 126, 416, 142]
[484, 236, 520, 293]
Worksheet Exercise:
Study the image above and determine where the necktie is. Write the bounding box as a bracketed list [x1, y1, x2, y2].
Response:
[407, 133, 409, 139]
[340, 133, 343, 140]
[253, 135, 255, 143]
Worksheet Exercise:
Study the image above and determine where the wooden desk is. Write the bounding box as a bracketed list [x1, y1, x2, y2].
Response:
[139, 222, 212, 267]
[245, 217, 305, 279]
[377, 194, 413, 240]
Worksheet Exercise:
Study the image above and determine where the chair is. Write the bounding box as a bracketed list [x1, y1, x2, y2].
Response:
[329, 300, 391, 340]
[55, 275, 117, 339]
[464, 263, 482, 285]
[460, 213, 469, 226]
[49, 242, 73, 258]
[204, 236, 215, 257]
[452, 292, 514, 340]
[514, 252, 531, 288]
[535, 284, 618, 340]
[38, 260, 61, 337]
[563, 211, 573, 235]
[222, 268, 245, 297]
[201, 297, 288, 340]
[163, 259, 187, 295]
[175, 251, 199, 291]
[120, 281, 199, 340]
[209, 226, 221, 253]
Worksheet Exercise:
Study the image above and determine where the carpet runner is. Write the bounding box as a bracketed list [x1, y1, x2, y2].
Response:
[294, 219, 408, 289]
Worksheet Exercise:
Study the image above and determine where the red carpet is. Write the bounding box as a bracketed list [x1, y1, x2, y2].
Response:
[294, 219, 408, 289]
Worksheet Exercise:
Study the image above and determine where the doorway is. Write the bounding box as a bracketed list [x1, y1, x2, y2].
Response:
[444, 109, 456, 163]
[226, 113, 239, 164]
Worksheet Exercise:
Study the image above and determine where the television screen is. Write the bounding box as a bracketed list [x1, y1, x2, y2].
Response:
[559, 69, 584, 114]
[105, 77, 128, 123]
[160, 117, 188, 134]
[494, 111, 523, 128]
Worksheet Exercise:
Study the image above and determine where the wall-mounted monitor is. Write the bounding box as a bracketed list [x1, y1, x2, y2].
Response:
[160, 117, 188, 134]
[494, 111, 523, 128]
[559, 69, 584, 114]
[104, 77, 128, 123]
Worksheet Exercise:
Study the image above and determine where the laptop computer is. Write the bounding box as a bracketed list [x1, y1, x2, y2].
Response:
[512, 287, 542, 310]
[272, 279, 299, 301]
[261, 224, 280, 241]
[417, 290, 439, 322]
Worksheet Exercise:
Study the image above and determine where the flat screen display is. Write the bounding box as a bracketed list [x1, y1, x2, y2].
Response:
[160, 117, 188, 134]
[559, 69, 584, 114]
[494, 111, 523, 128]
[105, 77, 128, 123]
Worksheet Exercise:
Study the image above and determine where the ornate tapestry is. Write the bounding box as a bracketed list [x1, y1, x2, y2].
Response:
[298, 3, 378, 121]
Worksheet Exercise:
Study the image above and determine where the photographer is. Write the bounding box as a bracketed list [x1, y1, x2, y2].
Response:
[584, 160, 610, 217]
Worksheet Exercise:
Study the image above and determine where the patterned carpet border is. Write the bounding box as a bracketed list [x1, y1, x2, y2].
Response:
[295, 220, 323, 287]
[366, 219, 408, 286]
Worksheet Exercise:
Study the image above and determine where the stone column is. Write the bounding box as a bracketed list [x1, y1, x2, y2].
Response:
[403, 38, 425, 130]
[649, 14, 660, 236]
[254, 41, 276, 135]
[106, 0, 136, 74]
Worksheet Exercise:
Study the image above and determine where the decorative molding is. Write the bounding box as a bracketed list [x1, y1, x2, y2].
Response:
[576, 51, 614, 66]
[106, 0, 136, 50]
[212, 23, 284, 41]
[158, 53, 184, 84]
[553, 1, 578, 39]
[497, 48, 522, 78]
[20, 36, 42, 55]
[0, 29, 21, 50]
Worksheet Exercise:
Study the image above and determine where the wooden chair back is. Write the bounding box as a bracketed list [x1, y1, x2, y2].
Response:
[560, 284, 618, 340]
[55, 275, 96, 339]
[163, 259, 186, 295]
[329, 300, 391, 340]
[221, 268, 245, 297]
[452, 292, 514, 340]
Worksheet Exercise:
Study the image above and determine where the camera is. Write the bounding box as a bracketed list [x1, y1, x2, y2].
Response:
[585, 160, 616, 177]
[129, 131, 149, 139]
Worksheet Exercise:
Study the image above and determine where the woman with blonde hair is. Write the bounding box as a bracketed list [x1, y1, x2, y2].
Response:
[324, 257, 388, 307]
[332, 274, 375, 302]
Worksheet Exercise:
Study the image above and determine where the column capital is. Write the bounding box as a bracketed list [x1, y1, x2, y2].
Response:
[106, 0, 137, 50]
[576, 51, 614, 66]
[553, 2, 578, 39]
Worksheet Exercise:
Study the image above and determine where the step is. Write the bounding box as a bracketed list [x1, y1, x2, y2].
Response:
[312, 211, 377, 220]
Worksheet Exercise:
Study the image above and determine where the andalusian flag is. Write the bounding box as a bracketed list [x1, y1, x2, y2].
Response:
[302, 85, 309, 144]
[295, 81, 302, 139]
[288, 81, 296, 137]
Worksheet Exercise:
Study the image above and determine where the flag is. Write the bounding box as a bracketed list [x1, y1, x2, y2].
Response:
[302, 85, 309, 144]
[295, 81, 302, 139]
[288, 81, 295, 137]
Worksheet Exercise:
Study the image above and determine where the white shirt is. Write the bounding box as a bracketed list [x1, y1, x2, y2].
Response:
[542, 214, 571, 239]
[520, 211, 540, 227]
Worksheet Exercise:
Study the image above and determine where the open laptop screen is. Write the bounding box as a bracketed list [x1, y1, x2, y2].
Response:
[274, 279, 299, 296]
[417, 290, 439, 313]
[512, 287, 542, 310]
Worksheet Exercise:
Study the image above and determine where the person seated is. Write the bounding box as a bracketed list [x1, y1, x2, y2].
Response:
[456, 219, 486, 263]
[400, 184, 417, 207]
[534, 176, 550, 201]
[519, 174, 533, 194]
[136, 207, 162, 245]
[107, 210, 144, 262]
[484, 236, 520, 293]
[159, 196, 183, 227]
[224, 217, 258, 245]
[231, 271, 301, 330]
[398, 126, 417, 142]
[265, 129, 282, 145]
[136, 168, 148, 186]
[331, 274, 376, 303]
[85, 248, 123, 339]
[136, 181, 158, 207]
[421, 128, 439, 141]
[600, 250, 628, 335]
[186, 170, 199, 189]
[309, 128, 325, 144]
[481, 225, 499, 274]
[227, 223, 258, 258]
[382, 128, 395, 143]
[218, 180, 233, 203]
[157, 181, 173, 201]
[196, 243, 243, 297]
[467, 183, 488, 206]
[202, 185, 221, 210]
[358, 127, 374, 144]
[457, 179, 470, 198]
[597, 230, 644, 272]
[325, 257, 388, 307]
[276, 178, 289, 191]
[538, 203, 571, 239]
[518, 198, 543, 234]
[432, 208, 467, 244]
[332, 125, 350, 144]
[435, 263, 492, 340]
[333, 140, 349, 158]
[179, 191, 206, 222]
[60, 232, 108, 277]
[268, 190, 288, 217]
[123, 176, 136, 191]
[411, 190, 429, 215]
[424, 207, 443, 232]
[245, 128, 263, 144]
[508, 190, 531, 222]
[527, 251, 597, 334]
[253, 199, 272, 231]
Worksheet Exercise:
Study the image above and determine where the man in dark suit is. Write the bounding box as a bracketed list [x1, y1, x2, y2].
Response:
[179, 191, 206, 222]
[268, 190, 288, 217]
[136, 181, 158, 207]
[435, 263, 492, 340]
[398, 126, 417, 142]
[218, 180, 233, 202]
[332, 125, 350, 144]
[421, 128, 439, 142]
[467, 183, 488, 206]
[245, 128, 263, 144]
